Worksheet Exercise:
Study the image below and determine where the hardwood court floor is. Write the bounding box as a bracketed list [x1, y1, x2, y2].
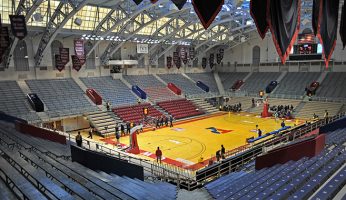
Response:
[100, 112, 302, 169]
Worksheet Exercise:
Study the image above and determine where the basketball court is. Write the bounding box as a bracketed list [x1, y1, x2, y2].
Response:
[99, 112, 302, 170]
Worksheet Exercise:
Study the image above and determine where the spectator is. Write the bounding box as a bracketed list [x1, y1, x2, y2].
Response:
[160, 116, 164, 127]
[126, 122, 131, 135]
[156, 147, 162, 163]
[76, 131, 82, 147]
[221, 145, 225, 159]
[87, 127, 93, 139]
[106, 101, 110, 111]
[216, 150, 221, 162]
[313, 113, 318, 119]
[165, 117, 169, 127]
[252, 98, 255, 107]
[324, 110, 329, 124]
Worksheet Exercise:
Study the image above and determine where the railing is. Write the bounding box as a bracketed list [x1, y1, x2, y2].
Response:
[310, 96, 346, 103]
[186, 92, 222, 99]
[193, 112, 346, 187]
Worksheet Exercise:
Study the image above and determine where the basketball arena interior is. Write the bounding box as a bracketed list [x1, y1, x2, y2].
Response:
[0, 0, 346, 199]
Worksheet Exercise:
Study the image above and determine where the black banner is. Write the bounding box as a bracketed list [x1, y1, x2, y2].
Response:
[312, 0, 321, 36]
[317, 0, 340, 68]
[72, 55, 82, 71]
[150, 0, 158, 3]
[217, 53, 222, 64]
[182, 54, 188, 65]
[192, 0, 224, 29]
[189, 47, 195, 59]
[341, 4, 346, 49]
[180, 46, 186, 60]
[202, 57, 207, 69]
[250, 0, 269, 39]
[132, 0, 143, 5]
[59, 48, 69, 65]
[172, 0, 187, 10]
[219, 48, 224, 58]
[167, 56, 172, 69]
[9, 15, 27, 40]
[267, 0, 300, 64]
[209, 54, 215, 69]
[55, 55, 65, 72]
[176, 58, 181, 69]
[0, 27, 10, 64]
[173, 51, 179, 66]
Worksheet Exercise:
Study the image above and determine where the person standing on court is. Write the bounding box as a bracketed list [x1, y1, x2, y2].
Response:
[76, 132, 83, 147]
[169, 116, 174, 127]
[126, 122, 131, 135]
[120, 124, 125, 136]
[115, 126, 120, 145]
[281, 120, 286, 128]
[156, 147, 162, 163]
[87, 127, 93, 139]
[258, 129, 262, 137]
[221, 145, 225, 159]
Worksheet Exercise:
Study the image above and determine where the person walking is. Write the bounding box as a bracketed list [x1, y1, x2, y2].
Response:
[76, 131, 83, 147]
[156, 147, 162, 163]
[87, 127, 93, 139]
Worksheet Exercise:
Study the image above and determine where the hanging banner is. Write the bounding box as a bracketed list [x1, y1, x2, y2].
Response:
[167, 56, 172, 69]
[180, 46, 186, 60]
[55, 55, 65, 72]
[267, 0, 301, 64]
[182, 52, 188, 65]
[192, 0, 224, 29]
[250, 0, 269, 39]
[132, 0, 143, 5]
[312, 0, 321, 36]
[317, 0, 340, 68]
[176, 58, 182, 69]
[74, 39, 86, 65]
[216, 53, 222, 64]
[219, 48, 224, 58]
[59, 48, 69, 65]
[150, 0, 158, 3]
[72, 55, 82, 72]
[9, 15, 27, 40]
[209, 54, 215, 69]
[0, 27, 10, 64]
[202, 57, 207, 69]
[189, 47, 195, 59]
[341, 4, 346, 49]
[173, 51, 179, 66]
[172, 0, 187, 10]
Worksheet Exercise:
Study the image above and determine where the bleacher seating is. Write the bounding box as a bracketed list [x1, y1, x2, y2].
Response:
[157, 99, 204, 119]
[274, 72, 321, 96]
[0, 120, 177, 200]
[26, 79, 97, 118]
[205, 139, 346, 200]
[218, 72, 249, 91]
[124, 75, 179, 102]
[113, 103, 163, 123]
[315, 72, 346, 99]
[0, 81, 40, 122]
[241, 72, 281, 94]
[81, 76, 137, 107]
[187, 73, 219, 93]
[295, 101, 343, 119]
[158, 74, 205, 95]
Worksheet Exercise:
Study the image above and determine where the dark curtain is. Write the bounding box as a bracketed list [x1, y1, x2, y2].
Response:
[172, 0, 187, 10]
[317, 0, 340, 68]
[250, 0, 268, 39]
[312, 0, 321, 36]
[192, 0, 224, 29]
[341, 4, 346, 49]
[267, 0, 301, 64]
[151, 0, 158, 4]
[132, 0, 143, 5]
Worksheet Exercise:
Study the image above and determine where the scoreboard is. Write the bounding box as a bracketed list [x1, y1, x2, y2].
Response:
[289, 33, 323, 61]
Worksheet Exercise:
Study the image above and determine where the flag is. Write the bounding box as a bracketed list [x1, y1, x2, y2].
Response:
[172, 0, 187, 10]
[192, 0, 224, 29]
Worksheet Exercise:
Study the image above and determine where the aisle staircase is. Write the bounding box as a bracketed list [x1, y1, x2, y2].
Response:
[86, 111, 122, 137]
[190, 98, 219, 114]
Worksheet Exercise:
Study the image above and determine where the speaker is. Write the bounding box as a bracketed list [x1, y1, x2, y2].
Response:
[32, 13, 43, 22]
[74, 18, 82, 26]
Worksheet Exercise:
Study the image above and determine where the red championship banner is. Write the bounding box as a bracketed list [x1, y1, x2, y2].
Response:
[59, 48, 69, 65]
[9, 15, 27, 40]
[202, 57, 207, 69]
[71, 55, 82, 71]
[55, 55, 65, 72]
[0, 27, 10, 64]
[74, 39, 86, 65]
[166, 56, 173, 69]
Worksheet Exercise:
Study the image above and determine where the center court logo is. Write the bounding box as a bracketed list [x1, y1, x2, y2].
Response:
[206, 127, 232, 134]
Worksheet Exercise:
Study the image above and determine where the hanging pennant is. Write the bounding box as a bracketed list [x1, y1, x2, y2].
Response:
[151, 0, 158, 4]
[216, 53, 222, 64]
[55, 55, 65, 72]
[312, 0, 321, 36]
[0, 27, 10, 64]
[182, 52, 188, 65]
[209, 54, 215, 69]
[341, 4, 346, 49]
[176, 58, 182, 69]
[250, 0, 269, 39]
[317, 0, 340, 68]
[173, 52, 179, 66]
[202, 57, 207, 69]
[132, 0, 143, 5]
[167, 56, 173, 69]
[9, 15, 27, 40]
[192, 0, 224, 29]
[172, 0, 187, 10]
[189, 47, 195, 59]
[71, 55, 82, 71]
[267, 0, 301, 64]
[219, 48, 224, 60]
[59, 48, 70, 65]
[74, 39, 86, 65]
